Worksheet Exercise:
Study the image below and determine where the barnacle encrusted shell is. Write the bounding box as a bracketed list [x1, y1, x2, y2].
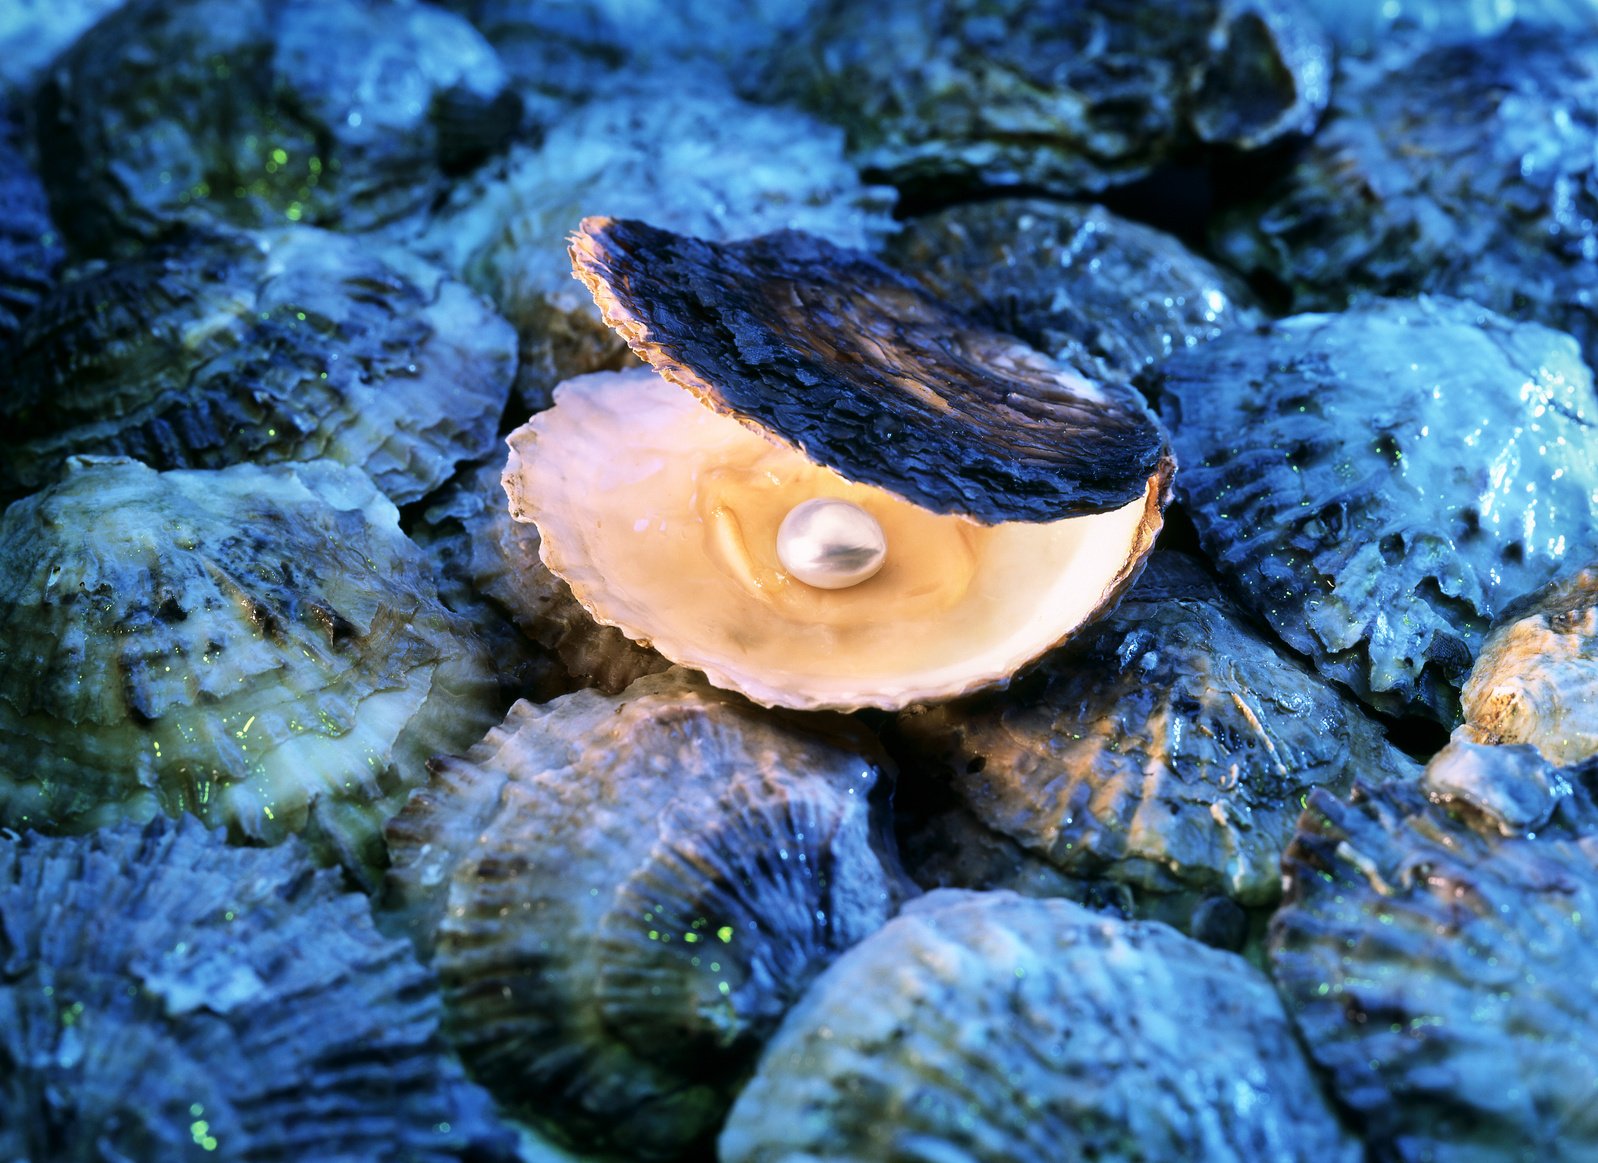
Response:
[416, 78, 895, 411]
[1153, 296, 1598, 722]
[892, 553, 1418, 939]
[0, 457, 503, 881]
[1214, 27, 1598, 368]
[1270, 742, 1598, 1160]
[1460, 564, 1598, 765]
[383, 670, 908, 1158]
[767, 0, 1331, 198]
[506, 218, 1172, 711]
[36, 0, 517, 252]
[0, 107, 61, 350]
[0, 225, 513, 502]
[721, 889, 1359, 1163]
[414, 458, 668, 695]
[886, 198, 1264, 379]
[0, 817, 515, 1163]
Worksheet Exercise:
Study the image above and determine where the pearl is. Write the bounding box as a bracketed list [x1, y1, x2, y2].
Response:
[776, 499, 887, 589]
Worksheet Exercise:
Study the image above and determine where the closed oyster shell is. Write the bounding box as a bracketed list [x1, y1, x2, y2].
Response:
[721, 889, 1359, 1163]
[0, 817, 515, 1163]
[0, 224, 513, 503]
[768, 0, 1331, 198]
[415, 77, 896, 411]
[886, 198, 1264, 380]
[1461, 564, 1598, 765]
[893, 553, 1418, 938]
[37, 0, 517, 252]
[1270, 742, 1598, 1160]
[0, 106, 61, 350]
[1214, 27, 1598, 370]
[1153, 296, 1598, 722]
[0, 457, 504, 883]
[382, 670, 909, 1159]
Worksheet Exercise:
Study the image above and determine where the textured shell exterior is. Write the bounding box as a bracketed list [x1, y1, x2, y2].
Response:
[0, 457, 503, 883]
[416, 76, 896, 411]
[36, 0, 516, 252]
[0, 817, 515, 1163]
[1, 225, 514, 503]
[767, 0, 1330, 197]
[1214, 27, 1598, 368]
[893, 554, 1419, 930]
[383, 670, 909, 1159]
[887, 199, 1264, 380]
[414, 458, 668, 695]
[722, 889, 1359, 1163]
[1154, 296, 1598, 722]
[1299, 0, 1598, 51]
[0, 0, 127, 93]
[1461, 565, 1598, 765]
[1270, 743, 1598, 1160]
[0, 108, 61, 351]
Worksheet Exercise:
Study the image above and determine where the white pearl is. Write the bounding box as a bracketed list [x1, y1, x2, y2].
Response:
[776, 499, 887, 589]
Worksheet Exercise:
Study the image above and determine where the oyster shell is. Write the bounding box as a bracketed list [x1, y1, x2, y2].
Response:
[1153, 296, 1598, 722]
[0, 224, 514, 503]
[415, 77, 896, 411]
[721, 889, 1359, 1163]
[382, 670, 909, 1159]
[0, 817, 515, 1162]
[0, 105, 61, 350]
[1214, 27, 1598, 370]
[1270, 742, 1598, 1160]
[886, 198, 1264, 380]
[0, 457, 504, 883]
[767, 0, 1331, 198]
[1460, 564, 1598, 766]
[1298, 0, 1598, 54]
[0, 0, 127, 95]
[893, 552, 1418, 943]
[37, 0, 517, 253]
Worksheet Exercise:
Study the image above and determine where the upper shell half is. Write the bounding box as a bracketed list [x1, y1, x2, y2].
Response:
[503, 217, 1174, 711]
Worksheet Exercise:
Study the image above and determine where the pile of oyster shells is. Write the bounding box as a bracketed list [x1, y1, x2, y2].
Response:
[5, 0, 1598, 1159]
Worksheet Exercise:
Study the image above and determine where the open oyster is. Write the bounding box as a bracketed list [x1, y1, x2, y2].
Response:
[1271, 742, 1598, 1160]
[722, 889, 1358, 1162]
[0, 817, 515, 1162]
[0, 224, 513, 503]
[383, 670, 909, 1159]
[886, 198, 1264, 380]
[1153, 296, 1598, 722]
[0, 457, 504, 882]
[893, 552, 1417, 946]
[768, 0, 1330, 199]
[416, 77, 895, 411]
[0, 105, 60, 350]
[504, 217, 1173, 712]
[37, 0, 517, 253]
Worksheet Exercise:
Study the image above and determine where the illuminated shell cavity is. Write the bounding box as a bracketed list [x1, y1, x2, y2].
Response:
[0, 817, 514, 1163]
[721, 889, 1360, 1163]
[0, 225, 514, 503]
[0, 457, 503, 882]
[1270, 743, 1598, 1159]
[893, 553, 1419, 940]
[382, 671, 907, 1158]
[1461, 564, 1598, 765]
[506, 219, 1172, 711]
[1154, 296, 1598, 722]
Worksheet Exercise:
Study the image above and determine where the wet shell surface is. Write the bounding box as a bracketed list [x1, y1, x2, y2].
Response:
[893, 552, 1418, 939]
[0, 107, 61, 351]
[721, 889, 1359, 1163]
[768, 0, 1331, 198]
[36, 0, 517, 252]
[1153, 296, 1598, 722]
[886, 198, 1264, 380]
[0, 457, 503, 882]
[1270, 742, 1598, 1160]
[383, 670, 908, 1158]
[416, 77, 895, 411]
[0, 817, 514, 1163]
[1460, 564, 1598, 766]
[0, 224, 514, 503]
[1214, 26, 1598, 368]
